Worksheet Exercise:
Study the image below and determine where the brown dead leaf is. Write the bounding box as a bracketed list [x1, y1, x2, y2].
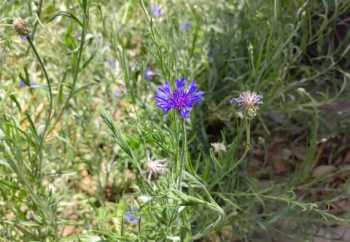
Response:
[104, 183, 119, 202]
[273, 160, 288, 175]
[313, 165, 336, 177]
[344, 151, 350, 164]
[293, 146, 307, 161]
[203, 233, 221, 242]
[59, 225, 81, 237]
[247, 159, 262, 176]
[334, 156, 343, 165]
[78, 170, 97, 196]
[61, 206, 79, 220]
[329, 199, 350, 215]
[267, 140, 291, 175]
[5, 211, 15, 220]
[315, 225, 350, 242]
[220, 226, 239, 241]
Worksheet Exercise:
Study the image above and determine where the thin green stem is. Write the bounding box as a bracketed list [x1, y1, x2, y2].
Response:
[173, 112, 180, 187]
[27, 37, 53, 116]
[27, 37, 53, 177]
[245, 117, 251, 150]
[50, 10, 88, 131]
[178, 119, 187, 190]
[31, 0, 43, 40]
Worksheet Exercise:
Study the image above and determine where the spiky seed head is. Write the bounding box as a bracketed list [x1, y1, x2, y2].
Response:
[145, 159, 167, 181]
[230, 91, 263, 118]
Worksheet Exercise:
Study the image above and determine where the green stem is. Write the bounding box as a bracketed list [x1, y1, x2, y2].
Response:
[245, 117, 251, 150]
[178, 119, 187, 190]
[27, 36, 58, 240]
[173, 112, 180, 187]
[50, 10, 88, 131]
[27, 37, 53, 177]
[27, 37, 53, 117]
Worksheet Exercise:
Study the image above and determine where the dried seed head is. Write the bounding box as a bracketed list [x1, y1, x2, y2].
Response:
[145, 157, 168, 181]
[13, 18, 30, 38]
[211, 142, 227, 153]
[230, 91, 263, 118]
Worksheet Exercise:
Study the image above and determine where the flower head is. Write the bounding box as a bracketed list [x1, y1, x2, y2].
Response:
[145, 158, 167, 181]
[18, 80, 40, 89]
[230, 91, 263, 117]
[155, 78, 204, 119]
[19, 80, 27, 88]
[106, 59, 116, 70]
[151, 4, 163, 17]
[144, 67, 156, 81]
[13, 18, 30, 40]
[124, 211, 140, 225]
[180, 22, 192, 31]
[113, 89, 122, 98]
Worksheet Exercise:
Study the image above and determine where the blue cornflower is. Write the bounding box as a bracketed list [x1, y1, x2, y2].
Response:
[155, 78, 204, 119]
[18, 80, 40, 89]
[151, 4, 163, 18]
[124, 211, 140, 225]
[113, 89, 122, 98]
[180, 22, 192, 31]
[19, 80, 27, 88]
[106, 59, 116, 70]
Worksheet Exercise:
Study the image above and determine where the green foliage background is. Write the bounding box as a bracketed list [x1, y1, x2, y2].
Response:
[0, 0, 349, 241]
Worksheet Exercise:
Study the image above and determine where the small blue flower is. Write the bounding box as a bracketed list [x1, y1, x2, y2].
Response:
[124, 211, 140, 225]
[151, 4, 163, 18]
[106, 59, 116, 70]
[18, 80, 40, 89]
[180, 22, 192, 31]
[144, 67, 156, 81]
[20, 35, 29, 41]
[155, 78, 204, 119]
[19, 80, 27, 88]
[114, 89, 122, 98]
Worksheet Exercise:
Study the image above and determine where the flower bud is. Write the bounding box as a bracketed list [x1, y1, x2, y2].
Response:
[13, 18, 30, 38]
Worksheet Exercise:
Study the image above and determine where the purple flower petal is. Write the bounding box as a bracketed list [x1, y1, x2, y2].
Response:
[175, 78, 186, 91]
[155, 81, 173, 112]
[180, 107, 191, 119]
[151, 5, 163, 17]
[155, 78, 204, 119]
[186, 81, 204, 105]
[180, 22, 192, 31]
[124, 211, 139, 225]
[19, 80, 27, 88]
[106, 59, 116, 70]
